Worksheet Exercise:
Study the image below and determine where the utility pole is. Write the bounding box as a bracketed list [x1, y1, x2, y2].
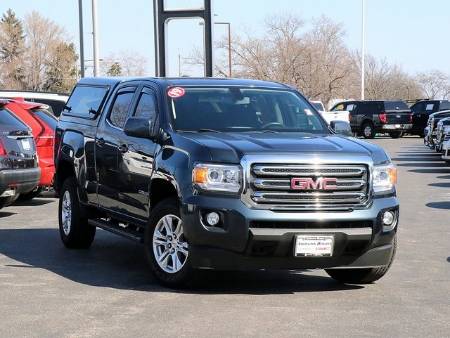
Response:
[215, 22, 232, 77]
[78, 0, 85, 78]
[361, 0, 366, 100]
[92, 0, 100, 77]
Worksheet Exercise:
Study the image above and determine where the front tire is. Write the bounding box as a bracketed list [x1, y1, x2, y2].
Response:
[144, 198, 193, 287]
[325, 235, 397, 284]
[58, 177, 95, 249]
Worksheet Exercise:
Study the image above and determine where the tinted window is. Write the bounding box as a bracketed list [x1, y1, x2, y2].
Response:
[37, 99, 66, 117]
[33, 109, 58, 130]
[439, 101, 450, 110]
[134, 92, 156, 120]
[411, 102, 424, 113]
[62, 85, 108, 118]
[170, 87, 327, 133]
[359, 102, 381, 114]
[0, 108, 28, 129]
[109, 92, 135, 128]
[384, 101, 409, 110]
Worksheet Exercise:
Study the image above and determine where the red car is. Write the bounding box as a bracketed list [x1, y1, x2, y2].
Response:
[3, 98, 57, 199]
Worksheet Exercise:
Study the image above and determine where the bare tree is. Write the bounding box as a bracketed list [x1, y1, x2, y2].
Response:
[102, 51, 148, 77]
[416, 70, 450, 99]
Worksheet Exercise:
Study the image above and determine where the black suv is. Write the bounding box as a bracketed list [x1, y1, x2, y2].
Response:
[54, 77, 399, 287]
[410, 100, 450, 137]
[331, 100, 412, 139]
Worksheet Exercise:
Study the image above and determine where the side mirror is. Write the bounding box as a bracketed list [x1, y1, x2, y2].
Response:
[330, 120, 352, 136]
[124, 117, 157, 140]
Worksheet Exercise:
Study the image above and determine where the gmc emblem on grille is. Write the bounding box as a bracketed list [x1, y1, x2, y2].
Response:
[291, 177, 337, 190]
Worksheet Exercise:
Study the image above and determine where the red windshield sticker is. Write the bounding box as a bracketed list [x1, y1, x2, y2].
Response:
[167, 87, 185, 98]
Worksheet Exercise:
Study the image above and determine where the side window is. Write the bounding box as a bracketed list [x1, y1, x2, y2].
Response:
[345, 103, 356, 112]
[134, 91, 157, 121]
[109, 91, 135, 129]
[332, 103, 345, 111]
[411, 102, 424, 113]
[62, 85, 109, 118]
[425, 103, 435, 111]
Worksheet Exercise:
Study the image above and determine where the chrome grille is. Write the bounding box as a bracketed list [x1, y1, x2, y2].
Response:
[248, 164, 370, 210]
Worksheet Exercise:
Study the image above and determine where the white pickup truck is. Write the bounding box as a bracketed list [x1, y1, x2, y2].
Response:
[311, 100, 350, 125]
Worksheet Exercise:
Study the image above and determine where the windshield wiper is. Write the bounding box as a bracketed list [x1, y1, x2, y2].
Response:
[179, 128, 221, 133]
[197, 128, 221, 133]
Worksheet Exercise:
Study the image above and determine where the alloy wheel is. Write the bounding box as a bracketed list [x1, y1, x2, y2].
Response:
[152, 214, 189, 274]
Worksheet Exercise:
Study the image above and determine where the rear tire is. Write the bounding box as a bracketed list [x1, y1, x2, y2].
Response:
[389, 131, 402, 139]
[326, 235, 397, 284]
[58, 177, 95, 249]
[361, 122, 375, 139]
[144, 198, 194, 288]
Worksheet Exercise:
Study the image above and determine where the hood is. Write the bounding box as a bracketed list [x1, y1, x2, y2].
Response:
[179, 132, 389, 165]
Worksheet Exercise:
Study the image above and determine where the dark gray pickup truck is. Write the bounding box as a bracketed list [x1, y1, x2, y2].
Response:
[54, 77, 399, 287]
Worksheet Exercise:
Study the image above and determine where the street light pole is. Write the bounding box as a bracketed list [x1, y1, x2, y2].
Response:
[78, 0, 85, 78]
[215, 22, 232, 77]
[361, 0, 366, 100]
[91, 0, 100, 77]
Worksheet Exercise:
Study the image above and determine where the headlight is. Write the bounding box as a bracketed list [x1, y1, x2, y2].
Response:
[373, 163, 397, 194]
[193, 163, 241, 193]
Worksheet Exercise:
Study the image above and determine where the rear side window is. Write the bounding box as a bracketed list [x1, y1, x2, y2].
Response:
[332, 103, 345, 111]
[384, 101, 409, 111]
[109, 92, 135, 128]
[0, 108, 28, 128]
[439, 101, 450, 110]
[133, 92, 157, 120]
[62, 85, 109, 118]
[33, 109, 58, 130]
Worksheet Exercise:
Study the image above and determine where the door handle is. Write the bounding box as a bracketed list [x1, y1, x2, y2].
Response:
[118, 144, 128, 153]
[96, 138, 105, 146]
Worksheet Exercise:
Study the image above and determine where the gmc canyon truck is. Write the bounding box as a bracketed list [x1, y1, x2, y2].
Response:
[54, 77, 399, 287]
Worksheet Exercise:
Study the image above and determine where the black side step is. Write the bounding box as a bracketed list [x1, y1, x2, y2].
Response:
[88, 219, 144, 243]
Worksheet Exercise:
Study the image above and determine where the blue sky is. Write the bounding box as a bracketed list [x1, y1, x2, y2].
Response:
[1, 0, 449, 77]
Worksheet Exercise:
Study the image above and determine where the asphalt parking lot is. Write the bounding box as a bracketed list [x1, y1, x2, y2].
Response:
[0, 137, 449, 338]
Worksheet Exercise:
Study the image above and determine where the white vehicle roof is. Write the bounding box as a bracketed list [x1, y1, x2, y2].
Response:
[0, 91, 68, 102]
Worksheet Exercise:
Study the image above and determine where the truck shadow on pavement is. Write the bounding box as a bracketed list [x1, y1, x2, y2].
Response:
[425, 202, 450, 210]
[0, 211, 16, 218]
[0, 228, 363, 294]
[13, 198, 54, 207]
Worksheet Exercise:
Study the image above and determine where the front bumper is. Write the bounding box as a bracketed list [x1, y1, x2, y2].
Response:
[442, 140, 450, 160]
[0, 167, 41, 196]
[182, 195, 398, 271]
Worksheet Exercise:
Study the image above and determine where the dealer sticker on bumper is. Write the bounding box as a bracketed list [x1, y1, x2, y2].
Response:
[294, 235, 334, 257]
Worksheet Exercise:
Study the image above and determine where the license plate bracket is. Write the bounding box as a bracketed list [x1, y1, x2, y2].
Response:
[294, 235, 334, 257]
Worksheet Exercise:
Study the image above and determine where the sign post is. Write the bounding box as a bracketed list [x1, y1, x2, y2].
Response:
[153, 0, 213, 77]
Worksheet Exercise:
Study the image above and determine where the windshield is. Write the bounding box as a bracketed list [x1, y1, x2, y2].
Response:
[169, 87, 328, 133]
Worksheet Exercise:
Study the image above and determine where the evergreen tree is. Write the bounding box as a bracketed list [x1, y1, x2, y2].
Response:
[0, 9, 25, 88]
[107, 62, 123, 76]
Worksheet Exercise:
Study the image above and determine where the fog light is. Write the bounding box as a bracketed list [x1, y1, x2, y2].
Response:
[206, 212, 220, 226]
[382, 211, 395, 226]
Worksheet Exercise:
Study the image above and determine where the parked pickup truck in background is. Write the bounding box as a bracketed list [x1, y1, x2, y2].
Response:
[331, 100, 412, 139]
[54, 77, 399, 287]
